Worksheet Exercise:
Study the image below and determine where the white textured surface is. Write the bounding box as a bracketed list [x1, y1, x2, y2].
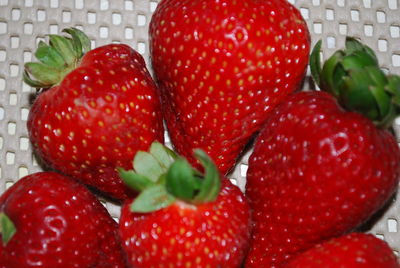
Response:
[1, 0, 400, 254]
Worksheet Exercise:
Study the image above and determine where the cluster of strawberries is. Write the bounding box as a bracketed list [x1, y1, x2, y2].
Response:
[1, 0, 400, 267]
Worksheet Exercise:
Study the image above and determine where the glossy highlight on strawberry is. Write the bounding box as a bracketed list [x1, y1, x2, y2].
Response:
[150, 0, 310, 174]
[0, 172, 127, 267]
[25, 28, 164, 200]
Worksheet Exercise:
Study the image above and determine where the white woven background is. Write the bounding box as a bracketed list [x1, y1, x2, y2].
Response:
[1, 0, 400, 255]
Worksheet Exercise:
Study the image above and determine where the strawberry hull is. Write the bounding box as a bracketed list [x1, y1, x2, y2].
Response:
[245, 91, 400, 267]
[150, 0, 310, 175]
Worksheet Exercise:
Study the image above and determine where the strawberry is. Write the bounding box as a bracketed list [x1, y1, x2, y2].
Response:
[118, 142, 251, 267]
[245, 38, 400, 267]
[149, 0, 310, 174]
[285, 233, 400, 268]
[0, 172, 127, 267]
[24, 28, 164, 200]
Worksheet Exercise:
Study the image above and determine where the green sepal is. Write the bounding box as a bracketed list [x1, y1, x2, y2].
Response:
[165, 158, 202, 202]
[320, 50, 345, 97]
[130, 185, 176, 213]
[118, 167, 155, 192]
[149, 142, 177, 170]
[35, 41, 66, 68]
[367, 67, 391, 117]
[309, 40, 322, 87]
[0, 212, 16, 246]
[63, 28, 91, 57]
[345, 37, 378, 65]
[23, 70, 47, 88]
[341, 71, 380, 120]
[24, 27, 91, 89]
[48, 35, 76, 66]
[192, 149, 221, 204]
[24, 62, 62, 87]
[133, 151, 165, 183]
[386, 75, 400, 106]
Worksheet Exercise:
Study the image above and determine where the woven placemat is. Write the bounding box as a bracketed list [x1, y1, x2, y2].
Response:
[1, 0, 399, 254]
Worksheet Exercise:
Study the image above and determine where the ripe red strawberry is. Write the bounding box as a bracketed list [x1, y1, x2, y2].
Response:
[24, 28, 164, 200]
[0, 172, 127, 267]
[245, 38, 400, 267]
[118, 142, 251, 267]
[285, 233, 400, 268]
[149, 0, 310, 174]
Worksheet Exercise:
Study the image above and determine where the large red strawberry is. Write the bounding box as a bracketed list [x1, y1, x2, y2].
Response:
[24, 28, 164, 200]
[285, 233, 399, 268]
[118, 142, 251, 267]
[0, 172, 127, 267]
[245, 38, 400, 267]
[149, 0, 310, 174]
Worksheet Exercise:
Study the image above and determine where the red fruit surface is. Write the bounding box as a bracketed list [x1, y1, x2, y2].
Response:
[285, 233, 400, 268]
[0, 172, 127, 268]
[27, 44, 164, 200]
[119, 179, 251, 268]
[150, 0, 310, 174]
[245, 91, 400, 267]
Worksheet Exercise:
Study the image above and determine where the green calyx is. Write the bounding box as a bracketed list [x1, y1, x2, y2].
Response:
[310, 37, 400, 128]
[118, 142, 221, 213]
[0, 212, 16, 246]
[23, 27, 91, 89]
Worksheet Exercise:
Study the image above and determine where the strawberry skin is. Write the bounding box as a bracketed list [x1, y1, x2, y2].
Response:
[0, 172, 127, 268]
[150, 0, 310, 174]
[120, 179, 251, 267]
[285, 233, 400, 268]
[27, 40, 164, 200]
[245, 91, 400, 267]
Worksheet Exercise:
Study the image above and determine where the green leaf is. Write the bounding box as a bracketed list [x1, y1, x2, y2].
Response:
[133, 151, 164, 183]
[366, 66, 391, 118]
[345, 37, 365, 54]
[345, 37, 378, 65]
[118, 167, 155, 192]
[24, 62, 62, 87]
[49, 35, 76, 66]
[63, 28, 91, 55]
[192, 150, 221, 203]
[63, 28, 91, 58]
[377, 102, 397, 129]
[386, 75, 400, 106]
[23, 71, 47, 88]
[130, 185, 175, 213]
[367, 66, 388, 88]
[369, 85, 392, 119]
[342, 51, 378, 71]
[166, 158, 202, 201]
[149, 142, 177, 170]
[320, 50, 344, 97]
[0, 212, 16, 246]
[310, 40, 323, 87]
[35, 43, 66, 68]
[341, 70, 379, 119]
